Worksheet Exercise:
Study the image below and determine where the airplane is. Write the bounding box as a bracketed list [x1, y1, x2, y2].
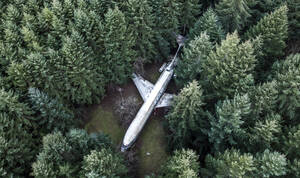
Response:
[121, 35, 185, 152]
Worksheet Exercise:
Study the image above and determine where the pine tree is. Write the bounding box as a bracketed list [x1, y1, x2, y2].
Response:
[156, 0, 180, 39]
[28, 87, 74, 133]
[80, 149, 128, 177]
[178, 0, 201, 33]
[282, 124, 300, 159]
[254, 149, 287, 177]
[247, 0, 283, 28]
[103, 7, 135, 84]
[189, 8, 224, 44]
[152, 0, 180, 59]
[160, 149, 200, 178]
[271, 54, 300, 121]
[0, 89, 36, 177]
[125, 0, 156, 61]
[205, 149, 255, 178]
[244, 5, 288, 58]
[287, 0, 300, 41]
[207, 94, 251, 152]
[216, 0, 251, 32]
[175, 32, 213, 88]
[166, 81, 205, 149]
[32, 132, 73, 177]
[203, 32, 257, 99]
[249, 81, 278, 117]
[32, 129, 113, 177]
[59, 29, 105, 104]
[249, 113, 282, 151]
[287, 159, 300, 178]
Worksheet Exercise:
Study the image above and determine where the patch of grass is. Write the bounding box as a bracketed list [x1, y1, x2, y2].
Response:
[137, 116, 169, 177]
[149, 71, 161, 83]
[85, 106, 125, 146]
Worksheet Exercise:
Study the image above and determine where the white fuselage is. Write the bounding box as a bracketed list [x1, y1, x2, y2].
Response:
[121, 59, 177, 152]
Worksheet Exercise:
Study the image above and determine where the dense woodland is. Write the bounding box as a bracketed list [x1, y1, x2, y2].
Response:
[0, 0, 299, 177]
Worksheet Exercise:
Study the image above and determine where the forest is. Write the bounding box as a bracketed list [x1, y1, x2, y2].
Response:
[0, 0, 299, 177]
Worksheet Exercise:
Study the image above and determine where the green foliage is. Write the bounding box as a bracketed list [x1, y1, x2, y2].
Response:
[28, 87, 74, 133]
[151, 0, 180, 59]
[216, 0, 251, 32]
[207, 94, 251, 152]
[166, 81, 205, 149]
[247, 0, 284, 28]
[178, 0, 201, 33]
[160, 149, 200, 178]
[205, 149, 255, 178]
[287, 0, 300, 40]
[0, 89, 37, 176]
[205, 149, 287, 178]
[249, 113, 282, 151]
[244, 5, 288, 58]
[80, 149, 128, 178]
[103, 7, 135, 84]
[32, 129, 114, 177]
[189, 8, 224, 43]
[126, 0, 156, 61]
[155, 0, 180, 40]
[282, 124, 300, 159]
[203, 32, 257, 99]
[254, 149, 287, 177]
[59, 30, 104, 104]
[271, 54, 300, 121]
[287, 159, 300, 178]
[175, 32, 213, 88]
[249, 81, 278, 117]
[0, 131, 35, 177]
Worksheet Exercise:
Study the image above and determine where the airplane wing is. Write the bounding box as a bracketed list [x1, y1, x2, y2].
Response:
[156, 93, 174, 108]
[132, 73, 154, 101]
[132, 73, 174, 108]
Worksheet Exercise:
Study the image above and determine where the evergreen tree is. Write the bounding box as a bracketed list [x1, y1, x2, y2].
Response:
[249, 113, 282, 151]
[205, 149, 255, 178]
[0, 89, 36, 177]
[203, 32, 257, 99]
[175, 32, 213, 88]
[28, 87, 74, 133]
[282, 124, 300, 159]
[103, 7, 135, 84]
[125, 0, 156, 61]
[207, 94, 251, 152]
[287, 0, 300, 41]
[152, 0, 180, 59]
[32, 129, 113, 177]
[244, 5, 288, 58]
[80, 149, 128, 177]
[287, 159, 300, 178]
[178, 0, 201, 33]
[189, 8, 224, 44]
[254, 149, 287, 177]
[271, 54, 300, 121]
[58, 29, 105, 104]
[32, 131, 73, 178]
[166, 81, 205, 149]
[156, 0, 180, 40]
[160, 149, 200, 178]
[216, 0, 251, 32]
[247, 0, 283, 28]
[249, 81, 278, 117]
